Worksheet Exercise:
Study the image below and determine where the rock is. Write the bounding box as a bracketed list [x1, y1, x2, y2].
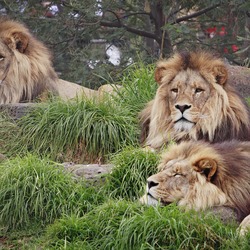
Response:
[0, 103, 39, 119]
[227, 65, 250, 98]
[63, 162, 113, 180]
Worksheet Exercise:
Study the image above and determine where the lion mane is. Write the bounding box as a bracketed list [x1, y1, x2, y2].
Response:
[0, 18, 104, 104]
[139, 51, 250, 149]
[140, 140, 250, 234]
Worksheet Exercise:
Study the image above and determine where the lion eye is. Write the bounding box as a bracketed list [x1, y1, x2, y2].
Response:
[173, 173, 182, 177]
[171, 88, 178, 93]
[195, 88, 204, 93]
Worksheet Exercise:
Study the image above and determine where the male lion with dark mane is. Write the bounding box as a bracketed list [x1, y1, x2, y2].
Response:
[0, 18, 116, 104]
[140, 140, 250, 235]
[140, 51, 250, 149]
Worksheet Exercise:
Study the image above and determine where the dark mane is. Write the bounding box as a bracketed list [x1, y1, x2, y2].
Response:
[212, 141, 250, 221]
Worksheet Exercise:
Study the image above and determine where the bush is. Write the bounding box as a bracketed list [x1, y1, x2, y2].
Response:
[0, 154, 104, 230]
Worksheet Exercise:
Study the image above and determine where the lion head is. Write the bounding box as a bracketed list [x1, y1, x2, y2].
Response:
[140, 140, 250, 224]
[0, 18, 60, 104]
[139, 51, 250, 149]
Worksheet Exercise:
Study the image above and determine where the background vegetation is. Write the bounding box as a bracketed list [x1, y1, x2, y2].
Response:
[0, 0, 249, 87]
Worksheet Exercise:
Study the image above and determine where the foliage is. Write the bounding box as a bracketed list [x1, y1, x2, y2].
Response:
[44, 200, 248, 250]
[104, 147, 160, 200]
[1, 1, 248, 88]
[0, 154, 104, 230]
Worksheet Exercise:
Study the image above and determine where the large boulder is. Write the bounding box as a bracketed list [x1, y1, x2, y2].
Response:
[227, 65, 250, 98]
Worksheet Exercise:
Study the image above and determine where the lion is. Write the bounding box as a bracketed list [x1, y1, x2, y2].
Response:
[140, 140, 250, 236]
[139, 51, 250, 149]
[0, 18, 119, 104]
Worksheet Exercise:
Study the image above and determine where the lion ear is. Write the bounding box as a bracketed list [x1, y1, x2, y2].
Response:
[154, 67, 166, 85]
[212, 65, 228, 85]
[193, 158, 217, 181]
[5, 32, 29, 53]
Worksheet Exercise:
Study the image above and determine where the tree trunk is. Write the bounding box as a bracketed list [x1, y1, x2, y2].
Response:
[150, 1, 173, 57]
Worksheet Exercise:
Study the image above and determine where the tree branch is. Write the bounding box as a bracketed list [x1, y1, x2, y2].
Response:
[172, 4, 221, 24]
[100, 20, 158, 40]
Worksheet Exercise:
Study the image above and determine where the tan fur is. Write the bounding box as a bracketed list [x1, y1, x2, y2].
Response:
[0, 18, 120, 104]
[140, 140, 250, 235]
[139, 51, 250, 148]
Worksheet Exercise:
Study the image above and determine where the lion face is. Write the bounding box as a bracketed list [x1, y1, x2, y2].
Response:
[162, 69, 211, 132]
[141, 158, 191, 206]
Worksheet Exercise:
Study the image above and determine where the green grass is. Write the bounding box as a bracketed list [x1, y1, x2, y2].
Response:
[0, 113, 21, 157]
[43, 200, 248, 250]
[0, 154, 105, 230]
[11, 98, 139, 163]
[114, 62, 157, 115]
[104, 147, 160, 200]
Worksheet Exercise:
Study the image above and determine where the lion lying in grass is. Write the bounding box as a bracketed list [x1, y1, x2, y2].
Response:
[140, 140, 250, 236]
[0, 17, 117, 104]
[140, 51, 250, 148]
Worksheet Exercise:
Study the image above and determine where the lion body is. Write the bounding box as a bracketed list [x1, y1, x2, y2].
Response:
[0, 18, 120, 104]
[140, 51, 250, 148]
[140, 140, 250, 234]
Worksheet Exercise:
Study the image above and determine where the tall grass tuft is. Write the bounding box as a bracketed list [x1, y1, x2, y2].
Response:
[44, 200, 245, 250]
[103, 147, 160, 200]
[14, 97, 139, 162]
[0, 154, 105, 230]
[113, 62, 157, 116]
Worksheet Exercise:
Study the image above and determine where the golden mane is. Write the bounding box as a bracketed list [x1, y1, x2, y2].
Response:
[140, 140, 250, 235]
[140, 51, 250, 148]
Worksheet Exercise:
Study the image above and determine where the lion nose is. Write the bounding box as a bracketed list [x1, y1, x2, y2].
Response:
[175, 104, 191, 113]
[147, 180, 159, 190]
